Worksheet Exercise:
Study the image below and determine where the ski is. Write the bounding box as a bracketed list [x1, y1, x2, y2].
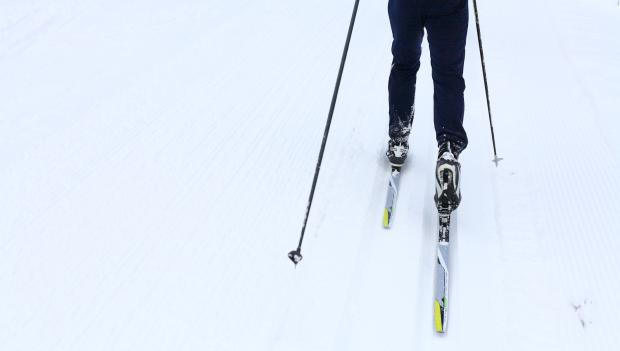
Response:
[383, 166, 402, 228]
[434, 211, 451, 333]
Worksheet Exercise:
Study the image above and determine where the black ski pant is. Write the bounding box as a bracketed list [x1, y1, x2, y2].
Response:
[388, 0, 468, 150]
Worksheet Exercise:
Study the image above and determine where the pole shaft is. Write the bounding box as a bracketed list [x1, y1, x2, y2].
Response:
[473, 0, 499, 160]
[296, 0, 361, 251]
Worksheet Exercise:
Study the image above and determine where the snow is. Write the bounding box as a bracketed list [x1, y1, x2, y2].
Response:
[1, 0, 619, 350]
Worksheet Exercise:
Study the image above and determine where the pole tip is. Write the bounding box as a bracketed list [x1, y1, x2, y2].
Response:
[288, 249, 303, 266]
[492, 156, 503, 167]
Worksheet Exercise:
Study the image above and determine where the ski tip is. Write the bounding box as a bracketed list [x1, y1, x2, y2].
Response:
[383, 208, 391, 228]
[434, 299, 446, 333]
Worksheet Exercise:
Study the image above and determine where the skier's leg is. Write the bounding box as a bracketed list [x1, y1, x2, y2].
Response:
[425, 0, 469, 150]
[426, 1, 468, 211]
[388, 0, 424, 143]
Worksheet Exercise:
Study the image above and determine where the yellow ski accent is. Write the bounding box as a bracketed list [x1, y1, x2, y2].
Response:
[383, 208, 390, 228]
[434, 300, 444, 333]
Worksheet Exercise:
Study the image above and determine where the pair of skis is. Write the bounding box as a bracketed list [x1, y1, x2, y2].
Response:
[383, 165, 452, 334]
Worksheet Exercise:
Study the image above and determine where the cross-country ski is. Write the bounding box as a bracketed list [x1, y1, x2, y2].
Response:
[434, 212, 452, 333]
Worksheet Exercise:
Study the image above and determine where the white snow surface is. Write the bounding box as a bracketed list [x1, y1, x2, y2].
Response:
[1, 0, 620, 350]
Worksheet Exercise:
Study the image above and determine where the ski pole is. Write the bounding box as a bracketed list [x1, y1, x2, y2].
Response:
[288, 0, 361, 266]
[472, 0, 502, 166]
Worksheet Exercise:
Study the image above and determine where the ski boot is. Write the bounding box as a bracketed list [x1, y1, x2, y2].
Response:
[386, 139, 409, 167]
[434, 141, 462, 213]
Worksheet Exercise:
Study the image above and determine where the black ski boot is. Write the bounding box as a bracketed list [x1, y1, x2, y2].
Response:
[386, 139, 409, 167]
[434, 141, 462, 213]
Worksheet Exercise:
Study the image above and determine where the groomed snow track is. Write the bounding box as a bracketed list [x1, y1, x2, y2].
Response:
[1, 0, 619, 350]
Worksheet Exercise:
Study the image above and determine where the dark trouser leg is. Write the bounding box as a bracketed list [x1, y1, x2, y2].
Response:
[388, 0, 424, 142]
[426, 1, 469, 151]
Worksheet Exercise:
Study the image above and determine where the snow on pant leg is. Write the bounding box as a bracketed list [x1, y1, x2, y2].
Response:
[425, 0, 469, 150]
[388, 0, 424, 142]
